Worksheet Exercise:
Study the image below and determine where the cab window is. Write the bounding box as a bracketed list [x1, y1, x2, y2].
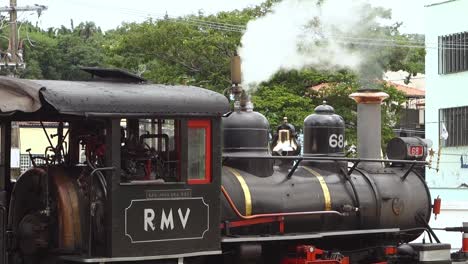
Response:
[120, 118, 180, 183]
[187, 120, 211, 184]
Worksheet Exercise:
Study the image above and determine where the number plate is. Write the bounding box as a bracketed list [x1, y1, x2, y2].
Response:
[408, 145, 424, 158]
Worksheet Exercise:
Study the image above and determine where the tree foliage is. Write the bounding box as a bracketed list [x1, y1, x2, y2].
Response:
[10, 0, 423, 151]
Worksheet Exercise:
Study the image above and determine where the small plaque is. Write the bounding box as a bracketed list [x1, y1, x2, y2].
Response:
[145, 189, 192, 199]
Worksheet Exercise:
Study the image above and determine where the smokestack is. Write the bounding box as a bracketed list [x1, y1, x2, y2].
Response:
[230, 53, 252, 111]
[349, 89, 389, 162]
[231, 53, 243, 95]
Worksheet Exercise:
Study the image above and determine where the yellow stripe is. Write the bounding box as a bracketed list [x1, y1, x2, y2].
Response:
[226, 167, 252, 216]
[303, 167, 332, 211]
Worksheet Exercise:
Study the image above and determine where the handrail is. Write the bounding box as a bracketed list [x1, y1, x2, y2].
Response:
[222, 154, 428, 165]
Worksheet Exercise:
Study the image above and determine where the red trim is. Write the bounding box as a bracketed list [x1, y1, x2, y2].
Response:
[462, 236, 468, 253]
[279, 217, 285, 234]
[433, 196, 441, 219]
[281, 245, 350, 264]
[187, 120, 211, 185]
[219, 216, 281, 229]
[144, 159, 152, 180]
[384, 246, 397, 255]
[176, 120, 181, 182]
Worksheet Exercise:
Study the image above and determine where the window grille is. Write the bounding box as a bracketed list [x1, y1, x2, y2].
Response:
[438, 32, 468, 74]
[20, 154, 45, 173]
[439, 106, 468, 147]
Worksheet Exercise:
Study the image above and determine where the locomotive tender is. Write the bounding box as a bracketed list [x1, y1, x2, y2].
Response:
[0, 67, 464, 264]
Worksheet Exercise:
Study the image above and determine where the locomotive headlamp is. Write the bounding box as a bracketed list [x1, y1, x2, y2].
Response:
[386, 137, 432, 161]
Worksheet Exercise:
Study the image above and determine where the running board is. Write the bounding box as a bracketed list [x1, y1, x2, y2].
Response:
[222, 228, 400, 243]
[60, 250, 221, 263]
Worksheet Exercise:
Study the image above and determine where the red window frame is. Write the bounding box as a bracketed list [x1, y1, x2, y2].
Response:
[187, 120, 211, 184]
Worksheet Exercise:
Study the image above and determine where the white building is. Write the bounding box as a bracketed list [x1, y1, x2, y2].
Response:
[425, 0, 468, 250]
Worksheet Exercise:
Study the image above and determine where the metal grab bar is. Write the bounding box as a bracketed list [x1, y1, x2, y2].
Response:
[223, 154, 428, 165]
[88, 167, 115, 257]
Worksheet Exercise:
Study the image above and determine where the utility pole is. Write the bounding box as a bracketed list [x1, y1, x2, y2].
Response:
[0, 0, 47, 68]
[9, 0, 17, 64]
[0, 0, 46, 178]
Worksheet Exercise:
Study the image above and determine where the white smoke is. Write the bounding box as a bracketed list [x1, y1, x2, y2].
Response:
[239, 0, 384, 90]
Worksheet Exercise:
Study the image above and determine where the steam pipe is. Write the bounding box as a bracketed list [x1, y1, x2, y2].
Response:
[221, 186, 345, 220]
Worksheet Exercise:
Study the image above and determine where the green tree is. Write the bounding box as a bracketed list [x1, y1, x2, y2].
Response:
[252, 85, 315, 131]
[308, 81, 406, 150]
[19, 21, 105, 80]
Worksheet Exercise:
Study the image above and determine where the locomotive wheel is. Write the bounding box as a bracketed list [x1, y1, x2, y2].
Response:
[8, 167, 84, 263]
[51, 168, 83, 251]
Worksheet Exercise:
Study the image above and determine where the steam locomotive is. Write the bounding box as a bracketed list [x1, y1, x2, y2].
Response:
[0, 66, 465, 264]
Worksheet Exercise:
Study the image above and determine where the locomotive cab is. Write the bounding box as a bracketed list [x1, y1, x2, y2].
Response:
[0, 76, 229, 263]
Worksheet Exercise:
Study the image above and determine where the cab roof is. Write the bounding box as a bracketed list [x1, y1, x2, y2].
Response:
[0, 77, 229, 117]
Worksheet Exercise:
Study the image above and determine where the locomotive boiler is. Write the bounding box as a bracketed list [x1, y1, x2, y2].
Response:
[219, 91, 432, 260]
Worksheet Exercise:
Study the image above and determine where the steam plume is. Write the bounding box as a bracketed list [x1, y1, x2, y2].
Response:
[239, 0, 385, 90]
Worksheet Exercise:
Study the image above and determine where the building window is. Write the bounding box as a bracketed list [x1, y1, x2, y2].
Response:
[187, 120, 211, 184]
[440, 107, 468, 147]
[438, 32, 468, 74]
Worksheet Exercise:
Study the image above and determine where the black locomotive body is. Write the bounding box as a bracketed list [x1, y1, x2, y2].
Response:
[219, 101, 436, 264]
[0, 70, 464, 264]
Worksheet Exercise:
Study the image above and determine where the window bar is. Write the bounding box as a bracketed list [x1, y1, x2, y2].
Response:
[457, 108, 461, 146]
[449, 108, 456, 146]
[448, 35, 452, 73]
[462, 33, 465, 72]
[460, 107, 463, 146]
[459, 107, 462, 146]
[461, 107, 464, 146]
[454, 108, 457, 146]
[464, 107, 467, 146]
[449, 109, 451, 146]
[447, 35, 450, 73]
[444, 36, 448, 74]
[463, 33, 466, 71]
[449, 108, 452, 146]
[455, 34, 458, 72]
[452, 108, 455, 146]
[460, 33, 463, 71]
[462, 107, 465, 146]
[463, 106, 468, 146]
[452, 35, 456, 73]
[465, 32, 468, 71]
[452, 34, 459, 72]
[456, 33, 462, 72]
[442, 36, 445, 73]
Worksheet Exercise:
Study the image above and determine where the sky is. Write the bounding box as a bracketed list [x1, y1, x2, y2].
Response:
[16, 0, 429, 33]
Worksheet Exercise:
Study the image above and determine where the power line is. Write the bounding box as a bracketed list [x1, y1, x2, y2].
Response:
[0, 0, 46, 68]
[36, 1, 468, 51]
